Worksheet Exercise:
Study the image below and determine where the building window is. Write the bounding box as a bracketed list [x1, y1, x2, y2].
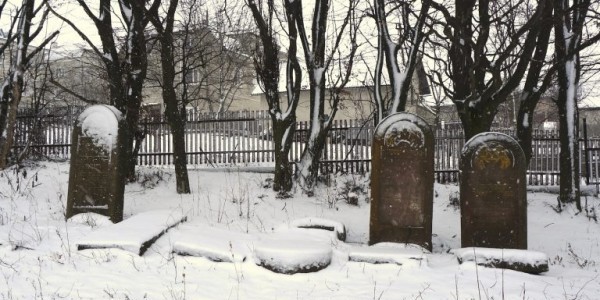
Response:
[185, 68, 200, 84]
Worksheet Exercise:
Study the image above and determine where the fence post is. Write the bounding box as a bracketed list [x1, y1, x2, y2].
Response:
[584, 118, 590, 185]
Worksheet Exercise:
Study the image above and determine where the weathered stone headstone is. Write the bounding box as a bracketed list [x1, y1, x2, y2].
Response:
[460, 132, 527, 249]
[66, 105, 124, 222]
[370, 112, 434, 251]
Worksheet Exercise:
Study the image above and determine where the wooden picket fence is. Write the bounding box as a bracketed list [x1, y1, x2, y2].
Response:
[585, 139, 600, 193]
[11, 108, 600, 186]
[433, 128, 598, 185]
[138, 110, 274, 166]
[13, 107, 82, 160]
[137, 110, 374, 174]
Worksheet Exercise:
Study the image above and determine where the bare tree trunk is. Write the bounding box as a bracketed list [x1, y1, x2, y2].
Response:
[122, 1, 150, 182]
[556, 47, 582, 208]
[557, 95, 580, 208]
[456, 104, 497, 141]
[515, 1, 553, 164]
[292, 0, 358, 191]
[272, 118, 295, 193]
[170, 113, 191, 193]
[146, 0, 190, 194]
[296, 116, 330, 190]
[516, 100, 538, 163]
[248, 0, 300, 195]
[0, 82, 22, 168]
[552, 0, 591, 209]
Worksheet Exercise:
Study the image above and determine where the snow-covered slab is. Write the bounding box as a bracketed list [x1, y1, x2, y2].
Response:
[348, 243, 429, 266]
[453, 247, 549, 274]
[254, 229, 333, 274]
[76, 210, 187, 255]
[289, 217, 347, 241]
[172, 224, 256, 262]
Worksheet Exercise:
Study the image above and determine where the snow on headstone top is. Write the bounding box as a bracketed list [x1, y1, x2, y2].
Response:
[461, 132, 525, 163]
[373, 113, 429, 147]
[77, 105, 122, 152]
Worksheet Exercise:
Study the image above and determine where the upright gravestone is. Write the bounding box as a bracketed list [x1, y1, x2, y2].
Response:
[370, 112, 434, 251]
[460, 132, 527, 249]
[66, 105, 124, 222]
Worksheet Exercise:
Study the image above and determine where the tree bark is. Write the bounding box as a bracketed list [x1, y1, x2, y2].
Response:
[515, 1, 553, 164]
[0, 81, 21, 168]
[557, 99, 580, 208]
[552, 0, 590, 209]
[248, 0, 300, 195]
[296, 119, 330, 190]
[147, 0, 190, 194]
[272, 118, 294, 193]
[170, 113, 191, 193]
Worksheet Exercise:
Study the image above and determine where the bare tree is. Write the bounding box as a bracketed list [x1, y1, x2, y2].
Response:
[512, 0, 600, 209]
[426, 0, 600, 210]
[552, 0, 599, 209]
[290, 0, 361, 191]
[515, 1, 554, 164]
[427, 0, 550, 140]
[372, 0, 431, 124]
[0, 0, 58, 169]
[171, 0, 254, 114]
[144, 0, 254, 193]
[247, 0, 301, 194]
[145, 0, 191, 194]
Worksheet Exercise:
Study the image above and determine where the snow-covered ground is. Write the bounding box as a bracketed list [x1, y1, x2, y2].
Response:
[1, 161, 600, 299]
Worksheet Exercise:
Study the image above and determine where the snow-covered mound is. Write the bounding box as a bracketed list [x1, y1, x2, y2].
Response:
[254, 229, 333, 274]
[76, 210, 187, 255]
[453, 247, 549, 274]
[348, 243, 429, 266]
[172, 224, 256, 262]
[288, 217, 347, 241]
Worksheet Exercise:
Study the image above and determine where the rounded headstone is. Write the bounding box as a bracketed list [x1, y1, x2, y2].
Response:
[370, 112, 434, 250]
[66, 105, 124, 222]
[460, 132, 527, 249]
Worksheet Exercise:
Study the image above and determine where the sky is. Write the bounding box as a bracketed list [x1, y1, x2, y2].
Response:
[2, 0, 600, 107]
